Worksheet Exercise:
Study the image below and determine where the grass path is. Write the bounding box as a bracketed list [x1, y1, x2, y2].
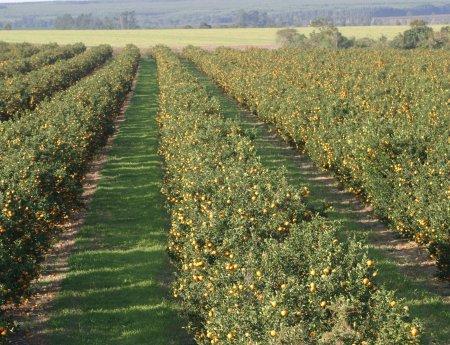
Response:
[180, 58, 450, 344]
[43, 58, 189, 345]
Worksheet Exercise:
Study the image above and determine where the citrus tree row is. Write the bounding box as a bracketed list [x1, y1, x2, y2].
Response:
[0, 43, 86, 79]
[0, 45, 140, 327]
[0, 44, 113, 121]
[0, 42, 42, 62]
[184, 46, 450, 278]
[155, 46, 420, 344]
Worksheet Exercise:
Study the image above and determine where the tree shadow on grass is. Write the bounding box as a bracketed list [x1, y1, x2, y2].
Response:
[47, 249, 188, 345]
[45, 59, 192, 345]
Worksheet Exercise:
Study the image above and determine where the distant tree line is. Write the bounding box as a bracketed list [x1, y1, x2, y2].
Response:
[235, 10, 271, 27]
[1, 3, 450, 29]
[277, 20, 450, 50]
[371, 14, 450, 25]
[54, 11, 139, 29]
[234, 5, 450, 27]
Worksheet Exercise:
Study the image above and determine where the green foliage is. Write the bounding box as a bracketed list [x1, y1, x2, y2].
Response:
[0, 43, 85, 79]
[353, 37, 377, 48]
[0, 45, 112, 121]
[276, 23, 449, 50]
[155, 45, 421, 344]
[433, 26, 450, 49]
[403, 25, 434, 49]
[277, 25, 354, 49]
[391, 22, 450, 49]
[409, 19, 428, 28]
[0, 42, 40, 62]
[276, 28, 306, 46]
[308, 25, 355, 49]
[184, 46, 450, 278]
[0, 45, 139, 331]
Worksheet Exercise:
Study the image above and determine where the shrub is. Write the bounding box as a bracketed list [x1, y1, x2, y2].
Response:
[276, 28, 307, 47]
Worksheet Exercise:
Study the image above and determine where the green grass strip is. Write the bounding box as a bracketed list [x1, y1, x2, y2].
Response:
[44, 58, 189, 345]
[180, 58, 450, 344]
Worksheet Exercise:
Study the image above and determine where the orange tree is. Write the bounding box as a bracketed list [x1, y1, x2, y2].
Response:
[184, 46, 450, 278]
[0, 43, 86, 79]
[0, 44, 113, 121]
[0, 45, 140, 333]
[0, 42, 42, 63]
[155, 45, 421, 344]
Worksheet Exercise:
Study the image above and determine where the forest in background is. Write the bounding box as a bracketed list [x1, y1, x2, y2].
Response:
[0, 0, 449, 29]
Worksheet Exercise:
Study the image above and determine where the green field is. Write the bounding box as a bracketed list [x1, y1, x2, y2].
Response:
[0, 25, 444, 48]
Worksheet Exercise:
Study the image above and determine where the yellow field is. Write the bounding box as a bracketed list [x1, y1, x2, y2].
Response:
[0, 25, 445, 48]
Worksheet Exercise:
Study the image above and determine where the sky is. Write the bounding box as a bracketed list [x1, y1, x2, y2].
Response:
[0, 0, 64, 2]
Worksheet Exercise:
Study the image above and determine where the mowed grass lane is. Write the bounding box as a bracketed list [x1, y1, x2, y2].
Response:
[180, 58, 450, 344]
[45, 59, 190, 345]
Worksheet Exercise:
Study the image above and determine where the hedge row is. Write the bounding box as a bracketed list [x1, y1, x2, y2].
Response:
[184, 46, 450, 278]
[0, 43, 86, 79]
[0, 45, 140, 321]
[0, 44, 113, 121]
[155, 46, 420, 344]
[0, 42, 41, 62]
